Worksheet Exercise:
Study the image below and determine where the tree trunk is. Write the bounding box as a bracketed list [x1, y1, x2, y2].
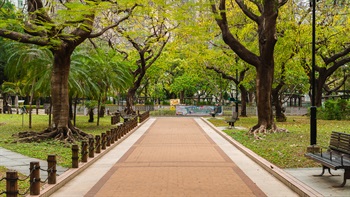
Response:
[180, 90, 185, 104]
[73, 96, 78, 126]
[69, 96, 73, 120]
[36, 98, 40, 115]
[315, 75, 327, 107]
[29, 98, 32, 129]
[126, 88, 136, 114]
[251, 63, 275, 132]
[97, 96, 101, 126]
[15, 95, 19, 114]
[240, 87, 248, 117]
[51, 50, 70, 129]
[272, 87, 286, 122]
[88, 108, 94, 122]
[48, 97, 52, 129]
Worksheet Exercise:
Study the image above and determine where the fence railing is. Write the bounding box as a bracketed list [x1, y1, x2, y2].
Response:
[0, 155, 57, 196]
[222, 106, 308, 116]
[0, 114, 150, 196]
[138, 111, 150, 123]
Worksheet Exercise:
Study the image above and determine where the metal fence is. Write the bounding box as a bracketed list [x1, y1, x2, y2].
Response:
[71, 105, 308, 116]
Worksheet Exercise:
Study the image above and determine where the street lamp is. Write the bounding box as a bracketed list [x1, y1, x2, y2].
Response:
[309, 0, 318, 149]
[235, 69, 239, 113]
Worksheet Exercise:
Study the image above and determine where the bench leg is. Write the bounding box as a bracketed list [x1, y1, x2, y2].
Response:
[314, 166, 339, 177]
[228, 122, 234, 129]
[334, 169, 350, 188]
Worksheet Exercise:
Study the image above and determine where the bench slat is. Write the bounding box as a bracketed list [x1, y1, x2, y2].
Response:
[329, 131, 350, 155]
[305, 152, 350, 169]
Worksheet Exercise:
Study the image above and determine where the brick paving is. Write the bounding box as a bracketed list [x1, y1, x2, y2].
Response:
[85, 118, 266, 197]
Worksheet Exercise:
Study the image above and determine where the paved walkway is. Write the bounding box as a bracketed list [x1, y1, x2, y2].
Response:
[0, 147, 67, 180]
[49, 118, 298, 197]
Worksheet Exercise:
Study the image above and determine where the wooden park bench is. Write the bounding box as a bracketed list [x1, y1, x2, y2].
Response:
[120, 112, 137, 122]
[111, 112, 121, 125]
[305, 131, 350, 187]
[226, 112, 239, 129]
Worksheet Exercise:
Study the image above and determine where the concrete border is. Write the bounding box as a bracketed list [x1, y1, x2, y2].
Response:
[201, 117, 323, 197]
[32, 118, 150, 197]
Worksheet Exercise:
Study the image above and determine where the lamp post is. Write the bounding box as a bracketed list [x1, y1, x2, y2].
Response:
[235, 69, 239, 113]
[308, 0, 319, 152]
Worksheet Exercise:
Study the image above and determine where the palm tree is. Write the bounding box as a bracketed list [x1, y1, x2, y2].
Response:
[73, 47, 132, 125]
[4, 42, 52, 127]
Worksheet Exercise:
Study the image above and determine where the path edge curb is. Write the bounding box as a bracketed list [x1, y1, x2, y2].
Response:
[201, 117, 323, 197]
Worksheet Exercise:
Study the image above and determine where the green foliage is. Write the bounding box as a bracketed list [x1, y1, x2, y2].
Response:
[317, 99, 350, 120]
[84, 100, 98, 110]
[161, 100, 170, 105]
[150, 109, 176, 116]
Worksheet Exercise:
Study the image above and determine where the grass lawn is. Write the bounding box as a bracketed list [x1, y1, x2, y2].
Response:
[0, 113, 114, 168]
[0, 113, 116, 194]
[208, 116, 350, 168]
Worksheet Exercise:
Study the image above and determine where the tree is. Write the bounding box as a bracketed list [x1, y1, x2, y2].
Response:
[0, 0, 137, 142]
[72, 47, 132, 124]
[206, 65, 250, 116]
[211, 0, 288, 134]
[294, 0, 350, 106]
[109, 4, 174, 114]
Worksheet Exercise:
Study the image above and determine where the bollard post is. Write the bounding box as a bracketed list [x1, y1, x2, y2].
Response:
[6, 171, 18, 197]
[110, 129, 115, 144]
[30, 162, 40, 195]
[117, 126, 121, 139]
[88, 137, 94, 158]
[114, 128, 119, 141]
[71, 144, 79, 168]
[81, 141, 88, 162]
[106, 130, 111, 147]
[95, 135, 101, 153]
[101, 133, 106, 150]
[47, 155, 57, 184]
[122, 123, 126, 136]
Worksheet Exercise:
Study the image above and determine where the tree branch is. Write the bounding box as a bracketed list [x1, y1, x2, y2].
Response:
[211, 0, 260, 67]
[88, 4, 138, 38]
[0, 29, 49, 46]
[323, 46, 350, 65]
[278, 0, 288, 7]
[235, 0, 259, 23]
[145, 34, 170, 69]
[206, 65, 239, 84]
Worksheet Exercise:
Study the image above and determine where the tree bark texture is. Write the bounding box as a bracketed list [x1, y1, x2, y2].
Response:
[239, 87, 248, 117]
[51, 49, 71, 130]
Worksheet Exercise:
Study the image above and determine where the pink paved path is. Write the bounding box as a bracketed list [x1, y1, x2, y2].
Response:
[85, 118, 266, 196]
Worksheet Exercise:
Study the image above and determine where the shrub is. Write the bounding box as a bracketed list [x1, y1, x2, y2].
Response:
[318, 99, 349, 120]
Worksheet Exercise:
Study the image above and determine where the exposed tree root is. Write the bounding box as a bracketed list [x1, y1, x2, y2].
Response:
[13, 123, 92, 143]
[276, 113, 287, 122]
[248, 123, 288, 140]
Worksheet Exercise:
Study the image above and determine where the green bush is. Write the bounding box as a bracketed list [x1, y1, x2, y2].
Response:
[161, 100, 170, 105]
[318, 99, 349, 120]
[150, 109, 176, 116]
